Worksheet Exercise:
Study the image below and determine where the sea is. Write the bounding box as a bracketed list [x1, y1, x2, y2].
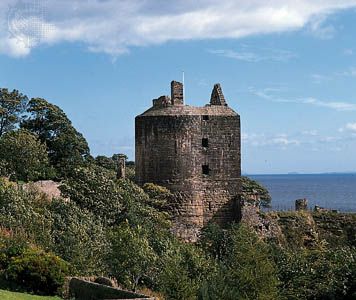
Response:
[249, 174, 356, 212]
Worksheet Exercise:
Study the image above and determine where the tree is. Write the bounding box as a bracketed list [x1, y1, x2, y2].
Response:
[0, 129, 51, 181]
[0, 88, 28, 137]
[275, 246, 356, 300]
[94, 155, 117, 172]
[109, 223, 158, 291]
[59, 165, 123, 225]
[241, 176, 272, 208]
[21, 98, 90, 177]
[199, 225, 280, 300]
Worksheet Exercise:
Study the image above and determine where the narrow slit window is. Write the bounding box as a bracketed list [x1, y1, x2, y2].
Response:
[202, 138, 209, 148]
[202, 115, 209, 121]
[202, 164, 210, 175]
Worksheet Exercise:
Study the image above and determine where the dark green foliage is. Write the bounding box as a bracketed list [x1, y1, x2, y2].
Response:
[0, 130, 52, 181]
[199, 224, 280, 300]
[5, 247, 69, 296]
[0, 89, 28, 137]
[241, 176, 272, 208]
[158, 243, 215, 300]
[94, 155, 117, 172]
[199, 223, 229, 260]
[21, 98, 90, 178]
[275, 246, 356, 300]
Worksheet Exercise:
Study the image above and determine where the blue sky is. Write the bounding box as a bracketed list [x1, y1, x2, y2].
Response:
[1, 1, 356, 174]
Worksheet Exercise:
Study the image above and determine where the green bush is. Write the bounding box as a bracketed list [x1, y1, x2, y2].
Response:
[5, 247, 69, 296]
[199, 224, 280, 300]
[275, 246, 356, 300]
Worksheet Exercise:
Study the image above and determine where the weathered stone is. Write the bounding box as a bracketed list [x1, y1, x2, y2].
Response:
[117, 154, 126, 179]
[135, 81, 241, 241]
[295, 198, 308, 211]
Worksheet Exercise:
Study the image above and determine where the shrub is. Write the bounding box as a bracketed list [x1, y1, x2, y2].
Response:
[5, 247, 69, 296]
[199, 224, 280, 300]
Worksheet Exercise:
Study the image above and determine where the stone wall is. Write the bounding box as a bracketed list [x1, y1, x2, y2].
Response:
[135, 81, 241, 241]
[68, 278, 154, 300]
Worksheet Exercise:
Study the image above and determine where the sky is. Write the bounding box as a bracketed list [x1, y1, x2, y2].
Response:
[1, 0, 356, 174]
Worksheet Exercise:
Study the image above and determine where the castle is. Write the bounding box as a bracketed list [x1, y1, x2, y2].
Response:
[135, 81, 241, 241]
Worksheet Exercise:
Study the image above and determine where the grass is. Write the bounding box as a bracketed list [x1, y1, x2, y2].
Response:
[0, 289, 61, 300]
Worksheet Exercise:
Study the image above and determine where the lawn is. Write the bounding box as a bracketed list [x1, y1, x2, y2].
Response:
[0, 289, 61, 300]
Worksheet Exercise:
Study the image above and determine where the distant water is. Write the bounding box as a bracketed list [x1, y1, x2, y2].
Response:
[249, 174, 356, 212]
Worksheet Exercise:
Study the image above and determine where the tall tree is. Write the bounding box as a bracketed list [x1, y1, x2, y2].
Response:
[0, 129, 51, 181]
[0, 88, 28, 137]
[21, 98, 91, 177]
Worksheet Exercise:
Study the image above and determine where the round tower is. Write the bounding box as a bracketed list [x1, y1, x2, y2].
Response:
[135, 81, 241, 241]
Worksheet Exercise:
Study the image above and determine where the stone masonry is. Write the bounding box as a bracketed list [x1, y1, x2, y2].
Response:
[135, 81, 241, 241]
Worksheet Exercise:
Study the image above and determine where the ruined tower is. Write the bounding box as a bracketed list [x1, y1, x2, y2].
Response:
[135, 81, 241, 241]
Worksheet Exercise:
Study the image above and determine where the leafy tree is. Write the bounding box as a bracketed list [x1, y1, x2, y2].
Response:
[0, 88, 28, 137]
[109, 223, 158, 291]
[49, 199, 109, 275]
[158, 242, 215, 300]
[0, 177, 53, 247]
[241, 176, 272, 208]
[59, 165, 123, 225]
[94, 155, 117, 172]
[21, 98, 90, 177]
[199, 223, 229, 260]
[199, 224, 280, 300]
[0, 129, 52, 181]
[275, 246, 356, 300]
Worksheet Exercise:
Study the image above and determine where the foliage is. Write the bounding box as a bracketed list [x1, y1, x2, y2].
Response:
[21, 98, 90, 178]
[158, 242, 215, 300]
[142, 183, 173, 212]
[199, 224, 280, 300]
[241, 176, 272, 208]
[59, 165, 123, 225]
[0, 89, 28, 137]
[275, 246, 356, 300]
[48, 199, 109, 275]
[108, 223, 158, 291]
[94, 155, 117, 172]
[5, 247, 69, 296]
[199, 223, 229, 260]
[0, 178, 53, 247]
[0, 130, 52, 181]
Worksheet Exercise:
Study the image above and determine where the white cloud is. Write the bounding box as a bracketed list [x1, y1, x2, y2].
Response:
[252, 88, 356, 111]
[307, 15, 336, 39]
[302, 130, 318, 136]
[310, 73, 331, 84]
[340, 122, 356, 133]
[1, 0, 356, 57]
[343, 49, 354, 55]
[208, 47, 296, 62]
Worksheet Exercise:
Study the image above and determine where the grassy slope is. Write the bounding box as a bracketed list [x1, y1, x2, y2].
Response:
[0, 289, 60, 300]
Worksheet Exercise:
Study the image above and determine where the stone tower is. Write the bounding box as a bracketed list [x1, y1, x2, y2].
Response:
[135, 81, 241, 241]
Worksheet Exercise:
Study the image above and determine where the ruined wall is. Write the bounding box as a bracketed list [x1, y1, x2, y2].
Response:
[135, 81, 240, 241]
[68, 278, 153, 300]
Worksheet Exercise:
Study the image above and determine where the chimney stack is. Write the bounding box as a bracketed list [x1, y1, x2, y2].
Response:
[171, 80, 184, 105]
